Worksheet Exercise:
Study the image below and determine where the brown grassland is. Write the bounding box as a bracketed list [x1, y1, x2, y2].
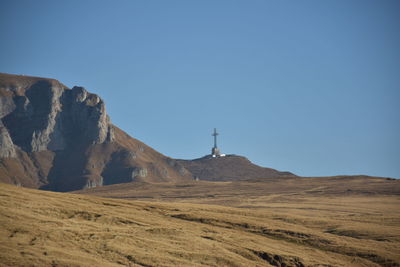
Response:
[1, 176, 400, 266]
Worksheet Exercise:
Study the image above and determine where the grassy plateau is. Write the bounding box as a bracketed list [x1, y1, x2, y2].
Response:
[1, 176, 400, 266]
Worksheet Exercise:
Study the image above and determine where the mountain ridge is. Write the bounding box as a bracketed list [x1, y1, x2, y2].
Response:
[0, 73, 193, 191]
[3, 73, 381, 193]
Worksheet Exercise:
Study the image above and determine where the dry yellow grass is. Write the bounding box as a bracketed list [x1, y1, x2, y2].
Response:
[1, 179, 400, 266]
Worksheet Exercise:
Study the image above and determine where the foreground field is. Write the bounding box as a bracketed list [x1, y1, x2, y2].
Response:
[1, 177, 400, 266]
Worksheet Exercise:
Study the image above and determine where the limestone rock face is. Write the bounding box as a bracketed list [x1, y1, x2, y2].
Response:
[0, 73, 193, 191]
[0, 120, 16, 158]
[0, 75, 114, 155]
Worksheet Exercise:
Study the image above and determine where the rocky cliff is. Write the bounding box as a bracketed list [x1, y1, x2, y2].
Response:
[0, 73, 192, 191]
[0, 74, 114, 153]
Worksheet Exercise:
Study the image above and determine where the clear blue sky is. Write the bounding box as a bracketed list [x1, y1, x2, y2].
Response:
[1, 0, 399, 178]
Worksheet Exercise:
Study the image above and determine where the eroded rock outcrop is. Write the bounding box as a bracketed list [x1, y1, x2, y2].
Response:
[0, 76, 114, 155]
[0, 120, 16, 158]
[0, 73, 192, 191]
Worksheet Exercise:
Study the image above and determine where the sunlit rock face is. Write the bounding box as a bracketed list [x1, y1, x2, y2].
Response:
[0, 120, 16, 158]
[0, 73, 193, 191]
[0, 79, 114, 155]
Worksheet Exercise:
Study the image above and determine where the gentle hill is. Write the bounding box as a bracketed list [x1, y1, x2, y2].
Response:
[1, 182, 400, 266]
[177, 154, 295, 181]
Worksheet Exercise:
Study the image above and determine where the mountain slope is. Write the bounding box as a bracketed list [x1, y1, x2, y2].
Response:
[0, 73, 192, 191]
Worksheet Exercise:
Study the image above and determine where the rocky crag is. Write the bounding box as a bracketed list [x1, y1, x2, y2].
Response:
[0, 73, 192, 191]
